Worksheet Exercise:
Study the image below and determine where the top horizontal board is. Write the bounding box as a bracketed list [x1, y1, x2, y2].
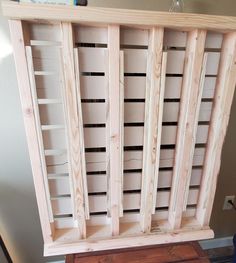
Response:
[3, 1, 236, 31]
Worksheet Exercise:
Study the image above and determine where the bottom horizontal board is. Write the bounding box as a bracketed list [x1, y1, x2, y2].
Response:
[44, 228, 214, 256]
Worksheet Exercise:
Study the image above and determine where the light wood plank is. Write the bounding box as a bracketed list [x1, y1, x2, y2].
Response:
[196, 32, 236, 226]
[52, 189, 199, 215]
[83, 125, 208, 149]
[80, 76, 106, 100]
[168, 30, 207, 229]
[44, 229, 214, 256]
[26, 46, 54, 222]
[119, 50, 124, 217]
[79, 47, 106, 72]
[84, 147, 206, 173]
[7, 9, 233, 256]
[74, 48, 90, 220]
[78, 75, 216, 100]
[8, 20, 54, 243]
[60, 22, 86, 238]
[50, 168, 202, 195]
[84, 207, 196, 227]
[152, 52, 167, 213]
[105, 48, 110, 218]
[3, 1, 236, 31]
[41, 124, 208, 151]
[29, 30, 220, 75]
[107, 25, 122, 236]
[80, 101, 212, 125]
[140, 27, 164, 233]
[124, 49, 147, 73]
[183, 53, 208, 210]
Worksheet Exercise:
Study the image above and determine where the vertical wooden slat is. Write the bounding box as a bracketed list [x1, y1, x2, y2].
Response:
[196, 32, 236, 226]
[119, 50, 124, 217]
[152, 51, 168, 214]
[60, 22, 86, 238]
[74, 48, 90, 220]
[140, 27, 164, 233]
[183, 53, 208, 210]
[9, 20, 53, 243]
[25, 46, 54, 222]
[105, 48, 111, 218]
[108, 25, 122, 236]
[168, 30, 207, 230]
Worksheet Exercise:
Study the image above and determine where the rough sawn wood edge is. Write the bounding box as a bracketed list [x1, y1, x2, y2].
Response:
[2, 0, 236, 31]
[44, 228, 214, 256]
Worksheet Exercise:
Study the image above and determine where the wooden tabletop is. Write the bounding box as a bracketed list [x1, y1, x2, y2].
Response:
[66, 241, 210, 263]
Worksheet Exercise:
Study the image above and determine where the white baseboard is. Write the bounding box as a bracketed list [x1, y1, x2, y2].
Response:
[199, 236, 233, 250]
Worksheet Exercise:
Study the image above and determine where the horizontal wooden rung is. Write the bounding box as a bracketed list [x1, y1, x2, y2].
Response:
[34, 71, 56, 76]
[30, 40, 61, 46]
[50, 189, 199, 216]
[41, 125, 65, 131]
[38, 99, 62, 104]
[44, 149, 67, 156]
[48, 173, 69, 178]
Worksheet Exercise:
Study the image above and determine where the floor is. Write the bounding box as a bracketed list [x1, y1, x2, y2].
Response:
[206, 247, 234, 262]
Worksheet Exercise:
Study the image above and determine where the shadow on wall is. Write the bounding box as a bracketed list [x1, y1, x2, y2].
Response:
[0, 182, 43, 263]
[0, 182, 64, 263]
[0, 17, 64, 261]
[187, 1, 211, 13]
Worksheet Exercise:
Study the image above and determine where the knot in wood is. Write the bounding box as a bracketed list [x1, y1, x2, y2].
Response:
[25, 107, 33, 116]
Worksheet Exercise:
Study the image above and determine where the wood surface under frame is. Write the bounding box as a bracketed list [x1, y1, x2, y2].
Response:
[3, 1, 236, 257]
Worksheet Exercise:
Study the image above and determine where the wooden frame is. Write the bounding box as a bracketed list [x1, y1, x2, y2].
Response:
[3, 0, 236, 257]
[3, 1, 236, 31]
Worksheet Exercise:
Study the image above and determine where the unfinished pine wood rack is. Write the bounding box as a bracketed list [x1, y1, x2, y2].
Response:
[3, 1, 236, 256]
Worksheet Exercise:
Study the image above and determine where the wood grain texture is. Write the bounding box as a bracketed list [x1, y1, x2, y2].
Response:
[107, 25, 122, 236]
[26, 46, 54, 222]
[2, 1, 236, 31]
[44, 229, 214, 256]
[183, 53, 208, 210]
[8, 20, 53, 243]
[67, 242, 209, 263]
[196, 32, 236, 226]
[48, 169, 202, 199]
[74, 48, 89, 220]
[168, 30, 207, 229]
[152, 52, 167, 214]
[140, 27, 165, 233]
[60, 22, 86, 238]
[7, 8, 236, 256]
[119, 50, 124, 217]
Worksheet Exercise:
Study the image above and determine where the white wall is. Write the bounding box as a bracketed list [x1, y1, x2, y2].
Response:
[0, 0, 236, 262]
[0, 2, 64, 262]
[89, 0, 236, 15]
